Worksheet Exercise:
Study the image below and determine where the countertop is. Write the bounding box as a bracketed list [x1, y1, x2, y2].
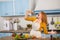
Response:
[0, 36, 50, 40]
[0, 36, 14, 40]
[0, 30, 60, 40]
[0, 30, 60, 34]
[0, 36, 60, 40]
[0, 29, 31, 33]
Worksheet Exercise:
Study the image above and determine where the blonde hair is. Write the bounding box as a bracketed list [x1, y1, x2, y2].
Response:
[39, 11, 47, 24]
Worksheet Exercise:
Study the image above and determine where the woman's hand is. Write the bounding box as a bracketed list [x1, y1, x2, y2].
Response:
[25, 10, 33, 18]
[26, 10, 33, 15]
[48, 31, 57, 34]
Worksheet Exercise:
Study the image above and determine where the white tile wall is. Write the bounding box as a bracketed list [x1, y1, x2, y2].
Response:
[0, 15, 60, 30]
[0, 17, 5, 31]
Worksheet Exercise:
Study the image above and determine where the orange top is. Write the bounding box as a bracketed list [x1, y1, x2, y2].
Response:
[25, 16, 48, 34]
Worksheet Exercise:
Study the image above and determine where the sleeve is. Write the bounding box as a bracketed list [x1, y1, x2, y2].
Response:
[43, 25, 48, 34]
[39, 23, 48, 34]
[25, 16, 36, 22]
[43, 23, 48, 34]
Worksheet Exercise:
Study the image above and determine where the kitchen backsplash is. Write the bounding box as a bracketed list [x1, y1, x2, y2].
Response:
[0, 15, 60, 31]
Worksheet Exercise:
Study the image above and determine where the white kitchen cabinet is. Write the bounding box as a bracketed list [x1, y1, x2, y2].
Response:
[0, 0, 29, 16]
[0, 1, 13, 16]
[0, 0, 12, 1]
[15, 0, 28, 15]
[0, 17, 5, 31]
[0, 3, 2, 16]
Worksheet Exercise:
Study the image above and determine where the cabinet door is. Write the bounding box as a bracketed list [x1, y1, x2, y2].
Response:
[15, 0, 28, 15]
[1, 1, 13, 16]
[0, 2, 3, 16]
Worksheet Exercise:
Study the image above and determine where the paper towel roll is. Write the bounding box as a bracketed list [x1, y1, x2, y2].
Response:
[13, 23, 17, 31]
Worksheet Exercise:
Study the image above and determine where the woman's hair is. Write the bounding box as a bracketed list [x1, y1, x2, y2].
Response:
[39, 11, 47, 24]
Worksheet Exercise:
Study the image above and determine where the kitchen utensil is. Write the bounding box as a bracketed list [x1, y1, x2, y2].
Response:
[55, 17, 60, 29]
[50, 17, 55, 25]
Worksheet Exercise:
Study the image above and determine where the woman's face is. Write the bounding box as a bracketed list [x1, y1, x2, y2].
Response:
[38, 12, 43, 19]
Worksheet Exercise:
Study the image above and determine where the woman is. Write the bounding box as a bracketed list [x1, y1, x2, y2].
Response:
[25, 10, 48, 38]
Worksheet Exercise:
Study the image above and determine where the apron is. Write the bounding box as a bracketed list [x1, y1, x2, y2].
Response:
[30, 20, 41, 38]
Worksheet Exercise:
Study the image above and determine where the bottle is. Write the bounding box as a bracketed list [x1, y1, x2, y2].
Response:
[13, 23, 17, 31]
[50, 17, 54, 25]
[50, 35, 53, 40]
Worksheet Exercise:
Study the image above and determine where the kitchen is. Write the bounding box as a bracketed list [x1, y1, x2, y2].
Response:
[0, 0, 60, 40]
